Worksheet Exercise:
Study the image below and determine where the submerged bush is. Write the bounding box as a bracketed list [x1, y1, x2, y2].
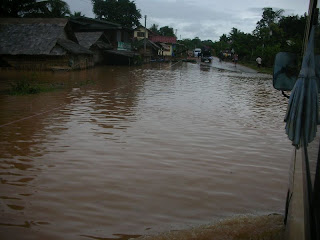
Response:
[8, 73, 95, 95]
[9, 73, 65, 95]
[10, 79, 41, 95]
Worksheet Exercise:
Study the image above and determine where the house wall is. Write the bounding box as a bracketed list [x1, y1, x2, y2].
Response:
[92, 49, 104, 64]
[159, 45, 173, 56]
[122, 31, 131, 42]
[105, 30, 132, 50]
[71, 55, 94, 69]
[134, 27, 149, 41]
[116, 31, 122, 42]
[138, 47, 156, 57]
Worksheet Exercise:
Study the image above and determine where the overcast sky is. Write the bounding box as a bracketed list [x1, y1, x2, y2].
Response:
[65, 0, 309, 41]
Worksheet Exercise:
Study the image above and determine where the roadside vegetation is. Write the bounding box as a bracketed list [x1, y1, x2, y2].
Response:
[240, 62, 273, 74]
[178, 8, 310, 69]
[1, 1, 311, 70]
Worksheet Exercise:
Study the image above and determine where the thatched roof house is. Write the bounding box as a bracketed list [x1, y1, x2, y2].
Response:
[0, 18, 94, 70]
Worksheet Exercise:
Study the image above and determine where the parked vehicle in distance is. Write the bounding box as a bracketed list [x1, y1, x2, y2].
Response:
[193, 48, 201, 57]
[201, 47, 212, 63]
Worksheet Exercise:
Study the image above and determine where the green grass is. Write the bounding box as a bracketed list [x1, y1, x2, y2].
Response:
[8, 73, 95, 95]
[9, 79, 64, 95]
[240, 61, 273, 74]
[9, 79, 41, 95]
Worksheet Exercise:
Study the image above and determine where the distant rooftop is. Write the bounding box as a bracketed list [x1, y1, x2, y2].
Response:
[150, 36, 177, 44]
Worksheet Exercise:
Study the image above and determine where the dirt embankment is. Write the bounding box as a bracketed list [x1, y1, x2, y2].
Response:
[136, 214, 284, 240]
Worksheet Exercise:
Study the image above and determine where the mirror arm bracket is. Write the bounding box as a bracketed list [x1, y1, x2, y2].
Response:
[282, 90, 290, 99]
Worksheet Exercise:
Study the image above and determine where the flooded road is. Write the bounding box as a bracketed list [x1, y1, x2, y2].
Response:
[0, 61, 291, 239]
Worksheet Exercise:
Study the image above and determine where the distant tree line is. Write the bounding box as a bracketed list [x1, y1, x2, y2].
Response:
[149, 24, 176, 37]
[1, 2, 312, 67]
[179, 8, 308, 67]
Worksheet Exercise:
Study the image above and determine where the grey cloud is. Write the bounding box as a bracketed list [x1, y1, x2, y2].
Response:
[136, 0, 232, 22]
[64, 0, 309, 41]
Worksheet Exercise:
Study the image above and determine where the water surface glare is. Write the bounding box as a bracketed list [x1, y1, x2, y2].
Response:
[0, 62, 292, 239]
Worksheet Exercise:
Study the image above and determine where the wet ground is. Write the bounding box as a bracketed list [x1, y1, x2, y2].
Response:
[203, 56, 257, 73]
[0, 60, 291, 239]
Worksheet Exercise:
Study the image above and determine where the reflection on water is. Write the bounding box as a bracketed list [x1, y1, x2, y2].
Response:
[0, 63, 291, 239]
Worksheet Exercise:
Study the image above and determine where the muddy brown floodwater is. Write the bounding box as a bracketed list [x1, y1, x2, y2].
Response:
[0, 61, 291, 240]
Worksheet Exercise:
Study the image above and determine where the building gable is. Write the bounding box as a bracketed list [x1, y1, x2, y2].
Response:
[0, 18, 88, 56]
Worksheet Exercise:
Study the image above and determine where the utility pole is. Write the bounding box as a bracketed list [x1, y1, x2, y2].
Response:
[144, 15, 147, 56]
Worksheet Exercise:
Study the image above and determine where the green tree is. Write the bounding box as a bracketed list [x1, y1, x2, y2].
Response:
[159, 26, 175, 37]
[191, 37, 202, 48]
[0, 0, 37, 17]
[213, 7, 308, 67]
[212, 34, 230, 55]
[219, 34, 229, 42]
[178, 38, 193, 50]
[202, 39, 214, 48]
[71, 11, 85, 17]
[0, 0, 71, 18]
[149, 23, 160, 34]
[92, 0, 141, 28]
[251, 8, 284, 66]
[278, 15, 306, 53]
[228, 28, 255, 61]
[255, 7, 284, 33]
[37, 0, 71, 17]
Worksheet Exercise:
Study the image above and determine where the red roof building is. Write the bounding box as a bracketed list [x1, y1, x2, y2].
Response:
[150, 36, 177, 44]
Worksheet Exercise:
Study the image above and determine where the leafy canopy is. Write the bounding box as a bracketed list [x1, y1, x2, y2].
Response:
[92, 0, 141, 28]
[159, 26, 175, 37]
[0, 0, 70, 18]
[149, 24, 160, 34]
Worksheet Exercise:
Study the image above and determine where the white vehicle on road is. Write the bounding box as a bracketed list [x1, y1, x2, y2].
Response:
[193, 48, 201, 57]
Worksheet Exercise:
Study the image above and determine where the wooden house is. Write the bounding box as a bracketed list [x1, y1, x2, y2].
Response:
[133, 39, 160, 61]
[70, 17, 138, 65]
[133, 26, 157, 41]
[132, 26, 161, 61]
[0, 18, 94, 70]
[75, 32, 113, 64]
[150, 36, 177, 58]
[134, 26, 149, 40]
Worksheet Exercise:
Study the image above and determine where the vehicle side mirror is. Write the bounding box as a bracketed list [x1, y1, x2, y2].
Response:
[315, 55, 320, 80]
[273, 52, 299, 91]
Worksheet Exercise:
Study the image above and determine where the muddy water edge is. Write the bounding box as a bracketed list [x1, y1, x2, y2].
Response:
[0, 62, 291, 239]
